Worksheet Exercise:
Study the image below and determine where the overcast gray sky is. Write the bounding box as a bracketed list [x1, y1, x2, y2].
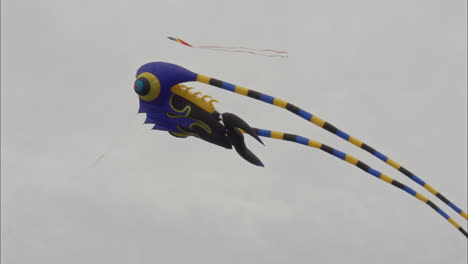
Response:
[1, 0, 467, 263]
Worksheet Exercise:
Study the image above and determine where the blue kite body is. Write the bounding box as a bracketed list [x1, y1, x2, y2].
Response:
[134, 62, 264, 166]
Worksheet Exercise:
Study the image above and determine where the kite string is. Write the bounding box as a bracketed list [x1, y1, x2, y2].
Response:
[88, 114, 150, 168]
[195, 74, 468, 221]
[242, 127, 467, 238]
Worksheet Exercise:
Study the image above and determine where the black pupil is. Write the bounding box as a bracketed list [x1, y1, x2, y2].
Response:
[135, 77, 150, 96]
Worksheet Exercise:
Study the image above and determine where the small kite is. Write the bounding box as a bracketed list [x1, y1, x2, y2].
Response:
[168, 37, 288, 58]
[133, 61, 467, 238]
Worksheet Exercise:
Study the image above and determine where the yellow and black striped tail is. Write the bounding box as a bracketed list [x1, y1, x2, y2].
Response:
[245, 127, 467, 238]
[196, 74, 468, 221]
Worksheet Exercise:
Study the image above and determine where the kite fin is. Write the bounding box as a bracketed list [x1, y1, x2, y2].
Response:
[226, 127, 264, 167]
[222, 113, 264, 145]
[222, 112, 263, 166]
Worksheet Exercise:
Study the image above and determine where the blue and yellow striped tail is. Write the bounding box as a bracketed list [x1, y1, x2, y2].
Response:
[243, 127, 467, 238]
[196, 74, 468, 221]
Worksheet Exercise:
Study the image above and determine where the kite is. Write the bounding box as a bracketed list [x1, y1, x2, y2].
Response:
[134, 61, 467, 237]
[168, 37, 288, 58]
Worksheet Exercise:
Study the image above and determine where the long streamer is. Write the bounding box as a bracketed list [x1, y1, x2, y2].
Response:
[245, 127, 467, 237]
[168, 36, 288, 58]
[195, 74, 468, 221]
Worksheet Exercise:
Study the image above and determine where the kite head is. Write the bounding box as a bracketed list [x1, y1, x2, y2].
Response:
[134, 62, 198, 104]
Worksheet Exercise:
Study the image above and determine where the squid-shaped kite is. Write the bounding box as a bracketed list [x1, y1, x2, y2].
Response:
[134, 61, 467, 238]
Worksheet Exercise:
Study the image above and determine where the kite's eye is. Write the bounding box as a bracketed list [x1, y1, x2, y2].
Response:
[134, 78, 150, 95]
[134, 72, 161, 101]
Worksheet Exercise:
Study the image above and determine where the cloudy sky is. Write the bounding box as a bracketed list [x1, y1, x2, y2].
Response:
[1, 0, 467, 263]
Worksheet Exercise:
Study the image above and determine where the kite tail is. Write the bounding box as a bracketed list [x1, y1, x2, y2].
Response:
[197, 48, 288, 58]
[197, 45, 288, 54]
[243, 127, 467, 238]
[168, 37, 288, 58]
[196, 74, 468, 221]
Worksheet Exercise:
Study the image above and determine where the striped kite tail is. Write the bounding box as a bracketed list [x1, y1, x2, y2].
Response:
[195, 74, 468, 221]
[247, 127, 468, 238]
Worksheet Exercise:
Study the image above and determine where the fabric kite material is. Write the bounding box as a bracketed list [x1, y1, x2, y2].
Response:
[133, 61, 467, 238]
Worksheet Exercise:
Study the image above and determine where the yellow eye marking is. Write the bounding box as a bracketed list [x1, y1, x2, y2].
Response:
[137, 72, 161, 102]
